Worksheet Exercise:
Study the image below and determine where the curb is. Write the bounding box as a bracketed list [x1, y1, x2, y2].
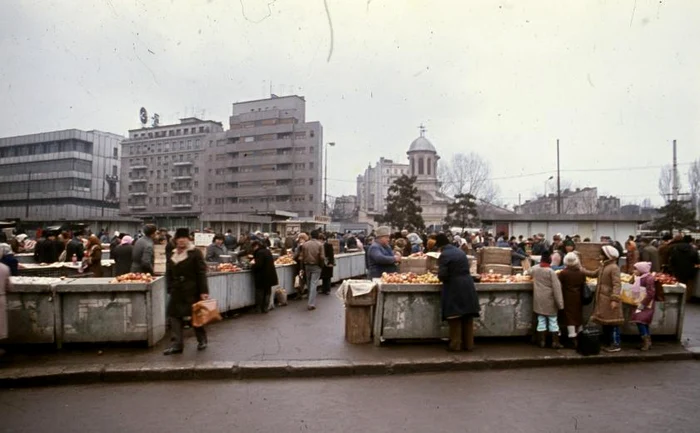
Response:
[1, 349, 697, 388]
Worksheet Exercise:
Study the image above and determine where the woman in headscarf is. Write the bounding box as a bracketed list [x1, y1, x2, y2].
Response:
[163, 228, 209, 355]
[583, 245, 624, 352]
[83, 235, 103, 277]
[112, 235, 134, 277]
[435, 233, 480, 351]
[630, 261, 655, 351]
[407, 233, 423, 254]
[558, 252, 587, 348]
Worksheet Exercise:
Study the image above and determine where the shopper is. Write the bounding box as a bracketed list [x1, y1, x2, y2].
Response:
[163, 228, 209, 355]
[34, 231, 63, 264]
[0, 243, 18, 276]
[435, 233, 480, 351]
[250, 240, 278, 313]
[205, 234, 227, 263]
[583, 245, 624, 352]
[367, 226, 401, 278]
[113, 235, 134, 277]
[630, 261, 656, 351]
[557, 252, 587, 348]
[83, 235, 103, 277]
[65, 232, 85, 261]
[131, 224, 157, 274]
[625, 236, 639, 274]
[639, 238, 660, 273]
[299, 230, 325, 311]
[531, 251, 564, 349]
[320, 233, 335, 295]
[669, 235, 700, 300]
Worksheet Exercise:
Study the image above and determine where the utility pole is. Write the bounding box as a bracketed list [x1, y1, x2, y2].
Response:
[25, 171, 32, 218]
[556, 139, 561, 214]
[672, 139, 679, 201]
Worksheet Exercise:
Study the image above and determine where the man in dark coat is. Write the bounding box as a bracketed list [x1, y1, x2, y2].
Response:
[669, 236, 699, 299]
[35, 232, 63, 264]
[131, 224, 156, 274]
[320, 233, 335, 295]
[112, 236, 134, 277]
[251, 240, 278, 313]
[436, 233, 480, 352]
[65, 232, 85, 261]
[639, 238, 660, 273]
[164, 228, 209, 355]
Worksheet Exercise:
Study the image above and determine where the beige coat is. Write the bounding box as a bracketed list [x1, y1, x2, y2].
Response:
[584, 260, 623, 326]
[531, 264, 564, 316]
[0, 262, 10, 340]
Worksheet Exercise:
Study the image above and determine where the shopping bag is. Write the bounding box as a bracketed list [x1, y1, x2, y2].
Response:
[275, 287, 288, 306]
[620, 278, 646, 306]
[191, 299, 222, 328]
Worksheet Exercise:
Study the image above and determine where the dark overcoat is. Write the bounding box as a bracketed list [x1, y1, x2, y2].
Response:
[437, 245, 480, 321]
[166, 247, 209, 318]
[321, 242, 335, 280]
[557, 267, 586, 327]
[112, 244, 134, 277]
[251, 247, 279, 289]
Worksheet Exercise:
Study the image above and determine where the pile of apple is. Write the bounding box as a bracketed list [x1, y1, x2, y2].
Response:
[275, 255, 296, 265]
[217, 263, 242, 273]
[111, 273, 154, 283]
[408, 252, 426, 258]
[654, 273, 678, 285]
[381, 272, 440, 284]
[479, 273, 508, 283]
[506, 274, 532, 283]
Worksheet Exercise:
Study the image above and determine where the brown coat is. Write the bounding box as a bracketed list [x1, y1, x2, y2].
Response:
[85, 245, 103, 278]
[584, 260, 623, 326]
[531, 264, 564, 316]
[557, 267, 586, 327]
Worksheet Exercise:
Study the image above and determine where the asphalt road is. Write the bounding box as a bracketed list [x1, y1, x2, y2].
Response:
[2, 361, 699, 433]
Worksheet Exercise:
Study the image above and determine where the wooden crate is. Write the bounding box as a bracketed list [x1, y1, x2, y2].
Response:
[479, 248, 512, 266]
[328, 239, 340, 255]
[400, 256, 429, 275]
[577, 242, 606, 271]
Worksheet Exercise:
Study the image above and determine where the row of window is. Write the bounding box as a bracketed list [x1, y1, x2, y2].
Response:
[0, 139, 96, 159]
[0, 178, 91, 195]
[0, 159, 93, 176]
[130, 126, 211, 140]
[126, 139, 204, 156]
[226, 130, 314, 145]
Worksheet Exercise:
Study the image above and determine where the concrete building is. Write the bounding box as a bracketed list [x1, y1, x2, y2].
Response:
[204, 95, 323, 219]
[515, 187, 607, 215]
[357, 158, 410, 214]
[0, 129, 123, 222]
[119, 117, 225, 228]
[331, 195, 358, 221]
[598, 195, 621, 215]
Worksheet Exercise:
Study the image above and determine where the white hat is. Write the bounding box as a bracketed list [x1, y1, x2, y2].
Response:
[114, 231, 120, 237]
[16, 234, 28, 242]
[602, 245, 619, 260]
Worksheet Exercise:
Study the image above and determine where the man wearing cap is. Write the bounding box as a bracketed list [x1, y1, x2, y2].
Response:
[367, 226, 401, 279]
[299, 230, 326, 311]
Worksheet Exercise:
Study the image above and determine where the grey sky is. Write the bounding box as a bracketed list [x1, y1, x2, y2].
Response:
[1, 0, 698, 208]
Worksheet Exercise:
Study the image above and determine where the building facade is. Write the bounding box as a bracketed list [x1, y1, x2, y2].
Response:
[515, 187, 600, 215]
[331, 195, 358, 221]
[119, 117, 225, 227]
[356, 157, 410, 214]
[0, 129, 123, 221]
[203, 95, 323, 218]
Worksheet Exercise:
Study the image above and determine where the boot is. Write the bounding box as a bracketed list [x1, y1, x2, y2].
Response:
[163, 346, 183, 356]
[447, 318, 463, 352]
[571, 337, 578, 350]
[462, 317, 475, 351]
[537, 331, 547, 349]
[639, 335, 652, 351]
[551, 333, 563, 349]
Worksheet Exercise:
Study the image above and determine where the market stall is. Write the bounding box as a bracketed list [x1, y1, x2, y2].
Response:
[18, 260, 116, 278]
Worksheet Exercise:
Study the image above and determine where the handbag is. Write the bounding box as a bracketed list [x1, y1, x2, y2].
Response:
[191, 299, 222, 328]
[581, 282, 594, 306]
[58, 250, 67, 262]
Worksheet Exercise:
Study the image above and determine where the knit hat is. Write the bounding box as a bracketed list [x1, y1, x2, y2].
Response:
[634, 261, 651, 275]
[563, 252, 580, 268]
[601, 245, 619, 260]
[174, 228, 190, 240]
[563, 239, 575, 249]
[120, 235, 134, 245]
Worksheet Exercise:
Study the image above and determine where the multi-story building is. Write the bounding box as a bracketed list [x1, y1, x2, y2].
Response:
[203, 95, 323, 218]
[0, 129, 123, 221]
[356, 157, 410, 214]
[514, 187, 621, 215]
[598, 195, 621, 215]
[331, 195, 358, 221]
[119, 117, 224, 227]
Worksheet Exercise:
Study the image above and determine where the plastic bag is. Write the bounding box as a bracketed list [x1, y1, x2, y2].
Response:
[620, 277, 646, 306]
[191, 299, 222, 327]
[275, 287, 288, 306]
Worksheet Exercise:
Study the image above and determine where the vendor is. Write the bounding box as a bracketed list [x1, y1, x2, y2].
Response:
[206, 234, 227, 263]
[435, 233, 480, 352]
[367, 226, 401, 278]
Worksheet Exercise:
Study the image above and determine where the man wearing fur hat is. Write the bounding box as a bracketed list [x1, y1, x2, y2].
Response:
[367, 226, 401, 278]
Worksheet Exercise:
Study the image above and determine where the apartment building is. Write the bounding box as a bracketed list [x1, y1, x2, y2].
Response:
[119, 118, 224, 227]
[203, 95, 323, 218]
[0, 129, 123, 221]
[356, 157, 410, 214]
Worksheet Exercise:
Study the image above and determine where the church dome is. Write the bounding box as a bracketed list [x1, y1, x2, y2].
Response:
[408, 136, 436, 154]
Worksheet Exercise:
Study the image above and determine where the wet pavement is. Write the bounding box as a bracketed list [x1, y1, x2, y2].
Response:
[2, 361, 698, 433]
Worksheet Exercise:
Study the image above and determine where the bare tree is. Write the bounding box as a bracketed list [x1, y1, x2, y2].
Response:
[438, 152, 500, 202]
[658, 165, 681, 203]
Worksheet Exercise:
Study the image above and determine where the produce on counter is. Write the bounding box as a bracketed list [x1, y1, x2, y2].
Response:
[586, 277, 598, 285]
[275, 255, 296, 265]
[654, 273, 677, 285]
[380, 272, 440, 284]
[111, 273, 155, 283]
[217, 263, 242, 273]
[506, 274, 532, 283]
[479, 273, 508, 283]
[10, 276, 66, 285]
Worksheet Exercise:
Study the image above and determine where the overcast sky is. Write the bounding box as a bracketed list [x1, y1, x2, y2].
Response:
[2, 0, 699, 207]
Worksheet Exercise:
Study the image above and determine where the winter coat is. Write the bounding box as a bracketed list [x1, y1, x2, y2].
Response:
[630, 273, 656, 325]
[321, 242, 335, 280]
[625, 247, 639, 275]
[669, 243, 700, 283]
[251, 246, 278, 289]
[584, 260, 624, 326]
[112, 244, 134, 276]
[511, 247, 527, 267]
[166, 246, 209, 318]
[558, 267, 587, 327]
[65, 238, 85, 261]
[0, 262, 9, 340]
[131, 237, 154, 274]
[85, 245, 103, 278]
[640, 245, 660, 273]
[205, 243, 228, 263]
[531, 264, 564, 316]
[437, 245, 480, 321]
[0, 254, 18, 276]
[367, 242, 398, 278]
[35, 239, 63, 264]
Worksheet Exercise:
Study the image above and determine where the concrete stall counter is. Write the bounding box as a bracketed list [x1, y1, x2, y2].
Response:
[6, 277, 71, 344]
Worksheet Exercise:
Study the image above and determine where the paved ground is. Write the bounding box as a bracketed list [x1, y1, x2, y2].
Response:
[3, 288, 699, 370]
[2, 361, 698, 433]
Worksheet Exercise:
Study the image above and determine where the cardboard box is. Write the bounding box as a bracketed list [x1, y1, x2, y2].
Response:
[479, 248, 512, 266]
[400, 256, 429, 275]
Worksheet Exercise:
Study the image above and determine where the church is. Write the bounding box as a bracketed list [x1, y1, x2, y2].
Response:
[356, 127, 451, 229]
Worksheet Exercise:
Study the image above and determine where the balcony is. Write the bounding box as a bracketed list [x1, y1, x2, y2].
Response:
[129, 191, 147, 196]
[131, 165, 147, 170]
[173, 175, 192, 180]
[173, 161, 193, 166]
[172, 190, 192, 194]
[172, 203, 193, 209]
[130, 178, 147, 183]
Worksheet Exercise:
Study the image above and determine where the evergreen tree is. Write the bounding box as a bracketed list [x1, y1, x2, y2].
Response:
[651, 200, 698, 233]
[446, 193, 479, 229]
[376, 175, 424, 230]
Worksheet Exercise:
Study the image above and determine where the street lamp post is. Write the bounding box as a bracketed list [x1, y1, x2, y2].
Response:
[323, 142, 336, 216]
[544, 175, 554, 197]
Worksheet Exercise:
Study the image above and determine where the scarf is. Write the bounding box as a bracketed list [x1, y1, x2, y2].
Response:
[539, 262, 551, 268]
[171, 243, 195, 264]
